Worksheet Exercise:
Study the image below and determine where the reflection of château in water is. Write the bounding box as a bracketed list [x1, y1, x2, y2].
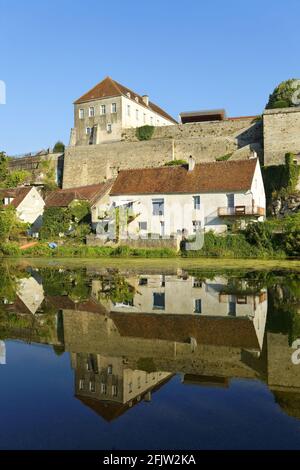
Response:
[1, 268, 300, 421]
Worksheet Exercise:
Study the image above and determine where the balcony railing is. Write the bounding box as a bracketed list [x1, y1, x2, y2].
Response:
[218, 205, 265, 217]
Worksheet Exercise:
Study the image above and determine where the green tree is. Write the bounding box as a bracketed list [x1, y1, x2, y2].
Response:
[266, 79, 300, 109]
[0, 151, 29, 187]
[53, 141, 65, 153]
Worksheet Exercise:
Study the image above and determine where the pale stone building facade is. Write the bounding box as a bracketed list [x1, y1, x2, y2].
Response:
[71, 76, 177, 146]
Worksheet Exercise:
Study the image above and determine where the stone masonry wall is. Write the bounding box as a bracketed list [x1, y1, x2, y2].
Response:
[121, 117, 261, 142]
[63, 118, 262, 188]
[263, 107, 300, 165]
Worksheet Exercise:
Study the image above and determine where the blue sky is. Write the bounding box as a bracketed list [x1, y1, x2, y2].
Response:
[1, 0, 300, 155]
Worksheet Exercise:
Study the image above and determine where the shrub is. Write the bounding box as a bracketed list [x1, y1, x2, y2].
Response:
[136, 125, 155, 141]
[0, 242, 21, 256]
[164, 159, 188, 166]
[53, 141, 65, 153]
[216, 153, 232, 162]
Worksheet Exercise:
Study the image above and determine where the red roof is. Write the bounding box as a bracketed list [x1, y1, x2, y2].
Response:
[45, 180, 113, 208]
[110, 159, 258, 195]
[110, 312, 260, 350]
[74, 76, 177, 124]
[0, 187, 32, 208]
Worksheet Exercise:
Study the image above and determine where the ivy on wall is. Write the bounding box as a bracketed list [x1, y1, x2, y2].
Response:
[262, 152, 300, 204]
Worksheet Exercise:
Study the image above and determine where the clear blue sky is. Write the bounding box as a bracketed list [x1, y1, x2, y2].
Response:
[1, 0, 300, 155]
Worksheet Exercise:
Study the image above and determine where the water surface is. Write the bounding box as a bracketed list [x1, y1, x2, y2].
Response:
[0, 260, 299, 449]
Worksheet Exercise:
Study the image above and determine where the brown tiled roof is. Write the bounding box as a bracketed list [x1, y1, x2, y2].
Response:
[0, 187, 32, 208]
[110, 159, 258, 195]
[74, 76, 177, 124]
[110, 313, 260, 349]
[45, 180, 113, 208]
[45, 296, 108, 314]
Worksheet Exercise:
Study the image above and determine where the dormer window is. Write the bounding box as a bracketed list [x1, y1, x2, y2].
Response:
[135, 96, 139, 103]
[127, 92, 131, 98]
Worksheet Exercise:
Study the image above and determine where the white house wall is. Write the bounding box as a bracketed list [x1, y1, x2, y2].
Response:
[111, 190, 255, 237]
[121, 96, 175, 129]
[16, 187, 45, 228]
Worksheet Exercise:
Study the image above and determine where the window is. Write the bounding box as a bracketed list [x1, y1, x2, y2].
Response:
[193, 280, 202, 288]
[228, 301, 236, 316]
[137, 377, 141, 388]
[138, 221, 147, 231]
[157, 119, 159, 125]
[79, 379, 84, 390]
[128, 382, 133, 393]
[153, 292, 165, 310]
[139, 277, 148, 286]
[100, 104, 106, 115]
[136, 109, 139, 120]
[89, 106, 95, 117]
[227, 193, 235, 208]
[112, 385, 118, 397]
[127, 104, 131, 116]
[79, 109, 84, 119]
[86, 127, 91, 135]
[107, 365, 113, 375]
[150, 116, 153, 125]
[193, 195, 200, 209]
[194, 299, 202, 313]
[101, 383, 107, 394]
[152, 198, 164, 216]
[107, 123, 112, 133]
[111, 102, 117, 113]
[89, 381, 95, 392]
[143, 113, 146, 123]
[192, 220, 201, 232]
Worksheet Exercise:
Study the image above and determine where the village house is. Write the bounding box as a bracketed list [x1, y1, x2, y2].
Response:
[0, 186, 45, 234]
[70, 76, 177, 146]
[109, 157, 266, 238]
[45, 180, 113, 229]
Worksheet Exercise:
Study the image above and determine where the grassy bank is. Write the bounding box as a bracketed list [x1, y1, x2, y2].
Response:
[0, 229, 296, 259]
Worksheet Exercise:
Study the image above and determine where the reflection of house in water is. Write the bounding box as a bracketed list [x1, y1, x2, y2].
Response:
[3, 269, 300, 422]
[0, 341, 6, 365]
[93, 274, 268, 352]
[16, 277, 45, 314]
[72, 352, 172, 421]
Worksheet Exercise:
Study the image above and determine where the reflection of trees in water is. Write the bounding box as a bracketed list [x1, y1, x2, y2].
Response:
[266, 273, 300, 345]
[96, 275, 135, 305]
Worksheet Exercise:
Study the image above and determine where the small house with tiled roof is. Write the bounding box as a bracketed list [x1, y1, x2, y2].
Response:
[71, 76, 177, 146]
[45, 180, 114, 229]
[0, 186, 45, 233]
[109, 156, 266, 237]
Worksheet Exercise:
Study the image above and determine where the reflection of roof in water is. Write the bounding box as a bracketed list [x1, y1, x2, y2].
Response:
[45, 296, 108, 314]
[75, 375, 173, 422]
[110, 313, 260, 349]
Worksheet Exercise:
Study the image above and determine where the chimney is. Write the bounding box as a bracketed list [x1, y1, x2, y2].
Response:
[249, 149, 257, 159]
[188, 155, 195, 171]
[142, 95, 149, 106]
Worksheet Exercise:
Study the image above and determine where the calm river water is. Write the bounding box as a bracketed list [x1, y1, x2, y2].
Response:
[0, 260, 299, 449]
